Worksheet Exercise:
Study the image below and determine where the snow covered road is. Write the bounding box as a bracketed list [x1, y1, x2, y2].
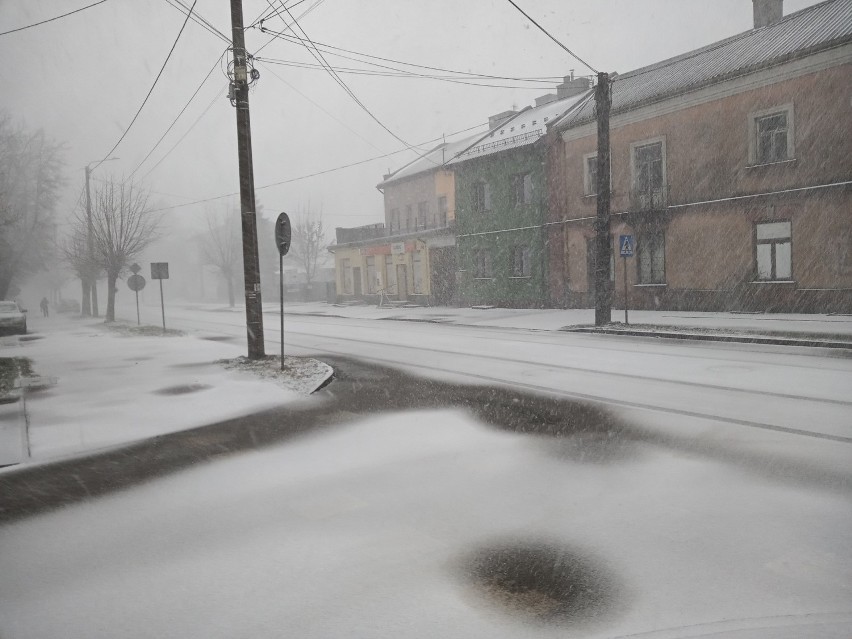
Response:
[161, 305, 852, 443]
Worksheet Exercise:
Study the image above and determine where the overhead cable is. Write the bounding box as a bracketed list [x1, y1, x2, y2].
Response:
[145, 122, 488, 213]
[92, 0, 198, 172]
[162, 0, 230, 44]
[128, 51, 225, 180]
[0, 0, 109, 37]
[504, 0, 598, 74]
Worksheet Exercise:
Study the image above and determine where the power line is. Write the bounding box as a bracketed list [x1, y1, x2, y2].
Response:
[162, 0, 230, 44]
[127, 52, 225, 180]
[504, 0, 598, 74]
[252, 0, 327, 57]
[0, 0, 109, 37]
[270, 0, 423, 153]
[140, 85, 225, 181]
[247, 0, 312, 29]
[146, 122, 487, 213]
[257, 25, 563, 85]
[257, 62, 386, 153]
[256, 55, 565, 90]
[92, 0, 198, 171]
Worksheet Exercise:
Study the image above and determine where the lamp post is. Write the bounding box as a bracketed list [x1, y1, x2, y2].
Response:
[83, 158, 119, 317]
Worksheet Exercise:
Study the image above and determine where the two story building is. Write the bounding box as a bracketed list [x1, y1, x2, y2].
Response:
[450, 77, 591, 307]
[546, 0, 852, 313]
[330, 136, 472, 305]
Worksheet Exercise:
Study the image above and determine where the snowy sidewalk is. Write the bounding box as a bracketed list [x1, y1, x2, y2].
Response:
[187, 301, 852, 345]
[0, 315, 331, 467]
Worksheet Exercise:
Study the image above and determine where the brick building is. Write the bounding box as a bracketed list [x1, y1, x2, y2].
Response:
[546, 0, 852, 313]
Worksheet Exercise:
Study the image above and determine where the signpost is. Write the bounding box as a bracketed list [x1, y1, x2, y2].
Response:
[127, 262, 146, 326]
[619, 235, 634, 324]
[150, 262, 169, 332]
[275, 212, 292, 370]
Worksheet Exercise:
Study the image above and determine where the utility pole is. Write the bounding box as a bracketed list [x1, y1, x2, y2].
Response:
[229, 0, 265, 358]
[594, 72, 612, 326]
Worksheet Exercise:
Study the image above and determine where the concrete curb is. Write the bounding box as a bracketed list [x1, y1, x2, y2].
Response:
[560, 327, 852, 350]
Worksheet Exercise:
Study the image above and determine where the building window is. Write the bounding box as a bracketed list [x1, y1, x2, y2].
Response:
[365, 256, 377, 293]
[512, 173, 533, 205]
[413, 251, 425, 293]
[584, 153, 598, 196]
[638, 231, 666, 284]
[749, 104, 794, 165]
[437, 196, 448, 227]
[472, 180, 491, 212]
[634, 142, 663, 194]
[473, 249, 493, 279]
[341, 258, 352, 294]
[511, 245, 531, 277]
[405, 205, 412, 231]
[389, 208, 399, 233]
[755, 221, 792, 280]
[417, 201, 429, 229]
[384, 255, 397, 293]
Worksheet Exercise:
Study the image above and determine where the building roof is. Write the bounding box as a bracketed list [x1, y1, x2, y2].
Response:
[446, 91, 591, 165]
[376, 134, 482, 189]
[552, 0, 852, 130]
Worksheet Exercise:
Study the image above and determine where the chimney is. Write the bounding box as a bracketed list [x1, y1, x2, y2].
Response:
[753, 0, 783, 28]
[535, 93, 558, 107]
[556, 75, 591, 99]
[488, 110, 518, 129]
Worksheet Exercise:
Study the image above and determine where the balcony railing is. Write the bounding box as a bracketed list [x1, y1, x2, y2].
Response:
[629, 185, 669, 211]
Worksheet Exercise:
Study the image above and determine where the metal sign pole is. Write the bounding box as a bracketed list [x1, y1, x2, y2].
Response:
[280, 253, 285, 370]
[135, 289, 140, 326]
[159, 279, 166, 332]
[623, 256, 629, 325]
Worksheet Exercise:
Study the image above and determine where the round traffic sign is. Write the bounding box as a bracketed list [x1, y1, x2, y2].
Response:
[275, 212, 291, 256]
[127, 274, 146, 292]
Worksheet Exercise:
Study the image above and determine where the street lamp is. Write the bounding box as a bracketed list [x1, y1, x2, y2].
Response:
[83, 157, 119, 317]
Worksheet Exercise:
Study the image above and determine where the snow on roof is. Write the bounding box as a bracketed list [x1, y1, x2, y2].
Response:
[376, 133, 483, 189]
[552, 0, 852, 130]
[445, 91, 591, 165]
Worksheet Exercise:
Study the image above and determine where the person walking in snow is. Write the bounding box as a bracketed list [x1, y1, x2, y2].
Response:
[40, 297, 49, 318]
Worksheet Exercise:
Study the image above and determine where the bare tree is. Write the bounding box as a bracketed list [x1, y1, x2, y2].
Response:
[289, 205, 327, 287]
[0, 115, 65, 299]
[200, 207, 242, 307]
[71, 179, 159, 321]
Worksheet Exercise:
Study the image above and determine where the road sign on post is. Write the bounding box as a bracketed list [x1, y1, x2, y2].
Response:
[619, 235, 634, 325]
[127, 274, 146, 326]
[275, 212, 291, 371]
[150, 262, 169, 332]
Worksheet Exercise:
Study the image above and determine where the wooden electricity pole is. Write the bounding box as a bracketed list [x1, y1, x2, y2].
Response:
[594, 72, 612, 326]
[229, 0, 265, 358]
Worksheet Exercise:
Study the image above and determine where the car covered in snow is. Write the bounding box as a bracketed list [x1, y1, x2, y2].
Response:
[0, 301, 27, 335]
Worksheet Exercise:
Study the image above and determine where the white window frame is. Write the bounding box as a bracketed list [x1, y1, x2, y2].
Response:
[629, 136, 667, 197]
[637, 230, 666, 285]
[511, 245, 532, 278]
[754, 220, 793, 281]
[583, 152, 598, 196]
[748, 103, 794, 166]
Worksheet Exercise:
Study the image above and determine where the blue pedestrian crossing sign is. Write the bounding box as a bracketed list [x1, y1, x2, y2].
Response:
[619, 235, 635, 257]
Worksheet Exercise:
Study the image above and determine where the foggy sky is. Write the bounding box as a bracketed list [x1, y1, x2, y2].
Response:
[1, 0, 824, 235]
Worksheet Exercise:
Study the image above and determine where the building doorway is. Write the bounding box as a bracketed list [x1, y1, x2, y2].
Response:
[396, 265, 408, 301]
[353, 267, 362, 297]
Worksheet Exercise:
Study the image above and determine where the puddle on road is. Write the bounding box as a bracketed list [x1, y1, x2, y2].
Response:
[153, 383, 212, 396]
[461, 539, 619, 626]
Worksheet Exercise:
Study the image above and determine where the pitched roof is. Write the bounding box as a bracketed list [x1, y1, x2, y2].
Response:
[446, 91, 591, 165]
[376, 134, 482, 189]
[553, 0, 852, 129]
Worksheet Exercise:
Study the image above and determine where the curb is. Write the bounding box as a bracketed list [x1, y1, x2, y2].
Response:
[560, 327, 852, 350]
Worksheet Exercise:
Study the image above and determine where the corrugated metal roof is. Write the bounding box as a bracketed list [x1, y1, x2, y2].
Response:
[554, 0, 852, 129]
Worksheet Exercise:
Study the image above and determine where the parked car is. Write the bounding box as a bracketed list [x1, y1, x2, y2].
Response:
[56, 298, 81, 314]
[0, 301, 27, 335]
